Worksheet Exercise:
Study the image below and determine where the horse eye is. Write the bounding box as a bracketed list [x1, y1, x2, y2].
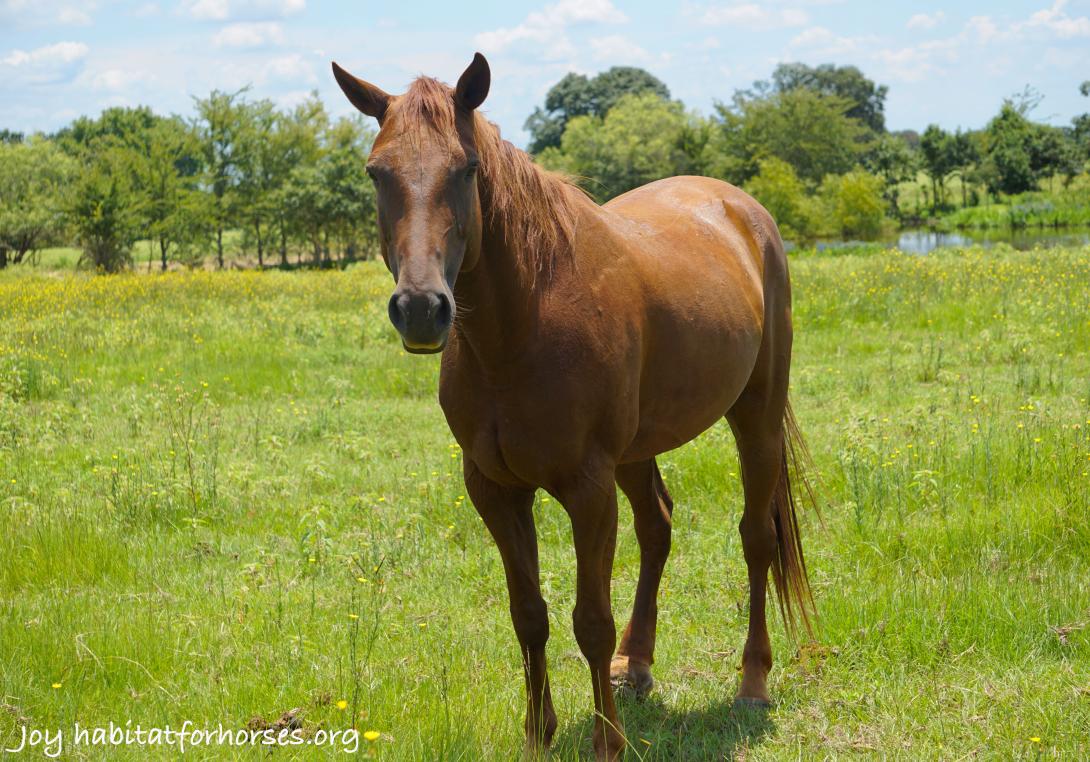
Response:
[465, 162, 479, 180]
[365, 166, 378, 181]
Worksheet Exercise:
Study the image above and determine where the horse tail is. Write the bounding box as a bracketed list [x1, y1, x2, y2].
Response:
[769, 398, 817, 638]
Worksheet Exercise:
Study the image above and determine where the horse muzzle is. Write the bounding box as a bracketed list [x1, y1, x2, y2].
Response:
[388, 288, 453, 354]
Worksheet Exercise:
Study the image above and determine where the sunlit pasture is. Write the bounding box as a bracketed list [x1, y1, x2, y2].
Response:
[1, 245, 1088, 759]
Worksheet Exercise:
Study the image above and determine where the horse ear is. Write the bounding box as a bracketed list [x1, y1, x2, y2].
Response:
[455, 52, 490, 111]
[331, 62, 390, 121]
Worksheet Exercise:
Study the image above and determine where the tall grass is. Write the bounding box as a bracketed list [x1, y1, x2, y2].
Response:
[1, 247, 1088, 759]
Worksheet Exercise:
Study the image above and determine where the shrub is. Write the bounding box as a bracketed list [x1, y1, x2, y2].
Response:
[743, 157, 819, 240]
[818, 168, 887, 239]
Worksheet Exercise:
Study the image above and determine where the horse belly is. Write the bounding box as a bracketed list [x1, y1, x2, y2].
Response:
[621, 274, 763, 462]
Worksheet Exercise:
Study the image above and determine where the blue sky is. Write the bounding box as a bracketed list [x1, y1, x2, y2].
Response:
[2, 0, 1089, 147]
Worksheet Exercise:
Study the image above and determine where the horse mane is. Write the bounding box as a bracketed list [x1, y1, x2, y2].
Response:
[394, 77, 581, 279]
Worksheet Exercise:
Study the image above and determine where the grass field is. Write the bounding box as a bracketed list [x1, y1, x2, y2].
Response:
[2, 246, 1089, 759]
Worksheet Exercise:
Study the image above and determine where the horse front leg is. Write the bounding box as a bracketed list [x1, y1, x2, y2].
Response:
[558, 473, 625, 761]
[464, 460, 557, 750]
[611, 458, 674, 696]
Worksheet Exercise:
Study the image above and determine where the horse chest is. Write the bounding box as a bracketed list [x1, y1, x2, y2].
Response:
[440, 385, 555, 487]
[439, 364, 621, 490]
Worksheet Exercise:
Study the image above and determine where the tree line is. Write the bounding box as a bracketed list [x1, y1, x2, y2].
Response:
[527, 65, 1090, 241]
[2, 65, 1089, 270]
[0, 90, 376, 271]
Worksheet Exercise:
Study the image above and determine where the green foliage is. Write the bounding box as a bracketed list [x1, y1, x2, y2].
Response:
[708, 88, 869, 185]
[743, 158, 817, 240]
[918, 126, 978, 211]
[540, 93, 693, 200]
[525, 67, 670, 154]
[193, 88, 253, 268]
[55, 105, 164, 153]
[937, 188, 1090, 230]
[768, 62, 888, 133]
[135, 118, 212, 270]
[744, 160, 887, 241]
[865, 134, 917, 215]
[67, 146, 143, 272]
[817, 168, 888, 239]
[975, 101, 1080, 196]
[0, 139, 74, 267]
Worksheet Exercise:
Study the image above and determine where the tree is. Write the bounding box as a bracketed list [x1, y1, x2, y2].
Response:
[707, 88, 868, 185]
[768, 62, 888, 133]
[320, 115, 377, 260]
[1073, 82, 1090, 162]
[919, 125, 956, 211]
[193, 88, 251, 269]
[134, 119, 211, 270]
[982, 102, 1037, 195]
[0, 140, 74, 268]
[525, 67, 670, 153]
[0, 129, 24, 145]
[265, 96, 327, 266]
[947, 130, 979, 208]
[539, 92, 692, 200]
[277, 164, 332, 265]
[234, 97, 279, 267]
[67, 145, 143, 272]
[1029, 124, 1081, 191]
[818, 168, 887, 239]
[865, 133, 917, 217]
[56, 106, 163, 153]
[743, 157, 816, 240]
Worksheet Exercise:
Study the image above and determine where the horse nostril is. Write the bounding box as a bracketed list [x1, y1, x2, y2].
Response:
[435, 293, 453, 328]
[388, 293, 409, 330]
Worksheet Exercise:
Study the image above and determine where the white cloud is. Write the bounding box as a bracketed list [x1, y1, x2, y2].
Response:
[2, 0, 96, 25]
[212, 21, 284, 47]
[57, 5, 92, 24]
[698, 3, 808, 29]
[262, 53, 316, 83]
[589, 34, 654, 64]
[906, 11, 944, 30]
[1021, 0, 1090, 39]
[474, 0, 627, 60]
[182, 0, 304, 21]
[1, 40, 89, 84]
[788, 25, 863, 55]
[86, 68, 147, 91]
[2, 40, 89, 67]
[965, 15, 1000, 44]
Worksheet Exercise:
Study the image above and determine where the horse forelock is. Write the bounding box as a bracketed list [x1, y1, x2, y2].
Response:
[392, 76, 581, 280]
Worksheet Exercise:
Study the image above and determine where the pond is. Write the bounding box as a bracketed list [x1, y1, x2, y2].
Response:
[789, 226, 1090, 255]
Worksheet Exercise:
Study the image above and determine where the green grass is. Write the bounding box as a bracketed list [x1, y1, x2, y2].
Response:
[1, 247, 1089, 759]
[936, 189, 1090, 231]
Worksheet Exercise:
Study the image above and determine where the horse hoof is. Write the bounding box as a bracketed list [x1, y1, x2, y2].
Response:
[610, 656, 654, 696]
[732, 696, 772, 711]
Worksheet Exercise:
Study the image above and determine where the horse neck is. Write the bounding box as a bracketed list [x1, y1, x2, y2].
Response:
[451, 205, 546, 364]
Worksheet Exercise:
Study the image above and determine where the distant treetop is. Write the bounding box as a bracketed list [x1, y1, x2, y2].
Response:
[524, 66, 670, 154]
[761, 62, 888, 134]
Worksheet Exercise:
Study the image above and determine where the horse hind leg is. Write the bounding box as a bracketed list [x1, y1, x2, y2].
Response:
[610, 458, 674, 696]
[727, 386, 813, 706]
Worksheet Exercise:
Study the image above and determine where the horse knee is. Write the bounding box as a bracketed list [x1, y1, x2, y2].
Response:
[572, 604, 616, 661]
[511, 596, 549, 650]
[738, 514, 776, 563]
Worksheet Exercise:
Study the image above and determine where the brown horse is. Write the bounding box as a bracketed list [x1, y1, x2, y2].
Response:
[332, 53, 814, 760]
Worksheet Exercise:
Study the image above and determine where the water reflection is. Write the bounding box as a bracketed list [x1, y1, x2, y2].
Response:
[787, 227, 1090, 255]
[896, 228, 1090, 254]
